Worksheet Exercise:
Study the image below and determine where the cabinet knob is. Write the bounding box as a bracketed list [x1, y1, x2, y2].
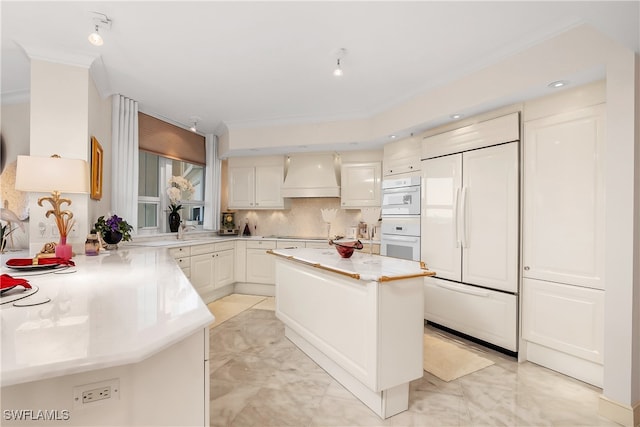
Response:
[409, 166, 413, 169]
[524, 266, 530, 271]
[256, 203, 259, 206]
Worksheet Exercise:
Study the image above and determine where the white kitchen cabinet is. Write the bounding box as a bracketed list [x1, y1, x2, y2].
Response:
[383, 137, 420, 176]
[520, 98, 606, 386]
[340, 162, 381, 208]
[246, 240, 277, 284]
[169, 246, 191, 279]
[228, 164, 289, 209]
[523, 104, 605, 290]
[189, 242, 235, 298]
[522, 277, 604, 386]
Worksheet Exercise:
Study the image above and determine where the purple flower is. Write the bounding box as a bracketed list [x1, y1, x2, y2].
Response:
[106, 215, 122, 232]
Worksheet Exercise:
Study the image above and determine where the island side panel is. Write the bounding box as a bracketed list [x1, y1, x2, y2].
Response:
[275, 260, 379, 390]
[377, 277, 425, 390]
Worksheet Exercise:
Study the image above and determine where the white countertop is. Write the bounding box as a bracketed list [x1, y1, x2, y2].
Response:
[269, 248, 434, 282]
[0, 247, 214, 387]
[126, 235, 380, 248]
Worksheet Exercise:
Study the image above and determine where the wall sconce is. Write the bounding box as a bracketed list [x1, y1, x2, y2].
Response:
[15, 155, 90, 259]
[333, 48, 347, 77]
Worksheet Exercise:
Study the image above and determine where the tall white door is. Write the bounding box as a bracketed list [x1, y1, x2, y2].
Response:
[421, 154, 462, 281]
[522, 104, 605, 289]
[462, 142, 519, 292]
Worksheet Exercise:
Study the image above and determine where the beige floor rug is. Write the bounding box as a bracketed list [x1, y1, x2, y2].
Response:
[423, 334, 494, 382]
[208, 294, 275, 328]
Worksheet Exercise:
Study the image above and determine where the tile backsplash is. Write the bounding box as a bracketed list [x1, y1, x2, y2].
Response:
[231, 198, 377, 239]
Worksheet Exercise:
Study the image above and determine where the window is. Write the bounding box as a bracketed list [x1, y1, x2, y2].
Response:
[137, 151, 205, 233]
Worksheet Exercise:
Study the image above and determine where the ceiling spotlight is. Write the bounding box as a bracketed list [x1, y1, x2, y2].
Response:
[548, 80, 569, 89]
[450, 114, 463, 120]
[333, 48, 347, 77]
[189, 116, 200, 132]
[88, 25, 103, 46]
[88, 12, 112, 46]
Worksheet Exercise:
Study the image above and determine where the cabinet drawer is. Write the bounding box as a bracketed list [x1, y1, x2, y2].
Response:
[174, 257, 190, 270]
[246, 240, 276, 249]
[191, 243, 215, 256]
[424, 277, 517, 352]
[214, 241, 235, 252]
[169, 246, 191, 258]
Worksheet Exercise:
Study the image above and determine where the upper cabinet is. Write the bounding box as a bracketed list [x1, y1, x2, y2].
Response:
[522, 103, 605, 290]
[340, 162, 381, 208]
[228, 156, 290, 210]
[383, 137, 421, 176]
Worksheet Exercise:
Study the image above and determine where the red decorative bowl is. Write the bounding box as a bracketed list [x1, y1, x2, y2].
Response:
[329, 240, 364, 258]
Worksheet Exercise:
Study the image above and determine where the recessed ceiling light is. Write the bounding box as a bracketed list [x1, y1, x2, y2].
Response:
[389, 135, 397, 139]
[548, 80, 569, 89]
[450, 114, 463, 120]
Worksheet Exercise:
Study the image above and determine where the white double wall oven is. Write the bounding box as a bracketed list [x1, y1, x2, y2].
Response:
[380, 176, 421, 262]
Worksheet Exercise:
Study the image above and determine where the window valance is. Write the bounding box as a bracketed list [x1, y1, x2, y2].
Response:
[138, 112, 205, 166]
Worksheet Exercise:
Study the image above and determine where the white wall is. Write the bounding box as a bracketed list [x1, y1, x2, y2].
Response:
[87, 77, 112, 228]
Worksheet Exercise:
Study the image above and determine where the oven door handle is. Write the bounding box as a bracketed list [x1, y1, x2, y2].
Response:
[381, 235, 420, 243]
[382, 186, 419, 194]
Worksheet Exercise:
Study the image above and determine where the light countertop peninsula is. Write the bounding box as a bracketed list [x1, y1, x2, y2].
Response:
[0, 247, 214, 387]
[269, 247, 434, 282]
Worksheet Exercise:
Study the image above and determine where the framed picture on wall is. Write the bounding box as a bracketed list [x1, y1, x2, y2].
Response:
[90, 136, 103, 200]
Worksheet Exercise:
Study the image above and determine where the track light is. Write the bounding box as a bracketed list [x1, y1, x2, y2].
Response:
[333, 48, 347, 77]
[88, 12, 112, 46]
[88, 25, 103, 46]
[189, 116, 200, 132]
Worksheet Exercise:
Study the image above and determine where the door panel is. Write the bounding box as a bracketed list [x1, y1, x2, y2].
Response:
[462, 143, 519, 292]
[522, 105, 605, 289]
[421, 154, 462, 281]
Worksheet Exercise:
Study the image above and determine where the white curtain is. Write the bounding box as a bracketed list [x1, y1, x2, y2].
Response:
[204, 134, 221, 231]
[111, 95, 139, 234]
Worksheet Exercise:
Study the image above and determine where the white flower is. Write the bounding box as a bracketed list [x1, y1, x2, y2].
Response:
[166, 176, 195, 205]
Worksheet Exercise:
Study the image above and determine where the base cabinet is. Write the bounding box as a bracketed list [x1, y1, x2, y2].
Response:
[246, 240, 277, 284]
[187, 242, 235, 301]
[522, 278, 604, 386]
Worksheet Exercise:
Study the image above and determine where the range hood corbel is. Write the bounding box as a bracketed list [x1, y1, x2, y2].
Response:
[281, 153, 341, 198]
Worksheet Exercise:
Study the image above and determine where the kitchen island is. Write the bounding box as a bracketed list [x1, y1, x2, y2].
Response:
[1, 247, 213, 426]
[269, 247, 434, 419]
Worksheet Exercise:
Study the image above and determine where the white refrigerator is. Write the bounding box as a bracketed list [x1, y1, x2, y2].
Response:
[421, 141, 519, 352]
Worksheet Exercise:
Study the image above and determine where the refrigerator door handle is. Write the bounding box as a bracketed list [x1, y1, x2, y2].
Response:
[453, 187, 461, 248]
[460, 186, 468, 248]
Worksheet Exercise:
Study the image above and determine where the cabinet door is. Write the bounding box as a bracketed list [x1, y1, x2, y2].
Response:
[228, 167, 256, 209]
[255, 166, 284, 208]
[340, 162, 381, 208]
[190, 253, 214, 294]
[246, 248, 275, 284]
[523, 105, 605, 289]
[214, 249, 235, 289]
[462, 142, 519, 293]
[421, 154, 462, 281]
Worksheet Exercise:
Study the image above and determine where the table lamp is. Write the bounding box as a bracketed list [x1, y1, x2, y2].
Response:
[15, 155, 90, 259]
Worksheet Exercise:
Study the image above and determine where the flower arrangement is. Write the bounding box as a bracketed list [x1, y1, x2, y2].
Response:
[94, 214, 133, 242]
[167, 176, 195, 213]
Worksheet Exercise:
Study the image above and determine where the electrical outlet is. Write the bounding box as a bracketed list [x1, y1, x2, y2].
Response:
[73, 378, 120, 408]
[82, 386, 110, 403]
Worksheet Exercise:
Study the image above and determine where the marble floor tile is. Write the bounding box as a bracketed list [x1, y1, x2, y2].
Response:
[207, 294, 267, 328]
[210, 306, 616, 427]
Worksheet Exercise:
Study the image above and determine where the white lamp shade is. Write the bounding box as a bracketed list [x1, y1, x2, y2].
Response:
[15, 155, 90, 194]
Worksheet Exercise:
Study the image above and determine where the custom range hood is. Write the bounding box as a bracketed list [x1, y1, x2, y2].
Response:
[281, 153, 340, 198]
